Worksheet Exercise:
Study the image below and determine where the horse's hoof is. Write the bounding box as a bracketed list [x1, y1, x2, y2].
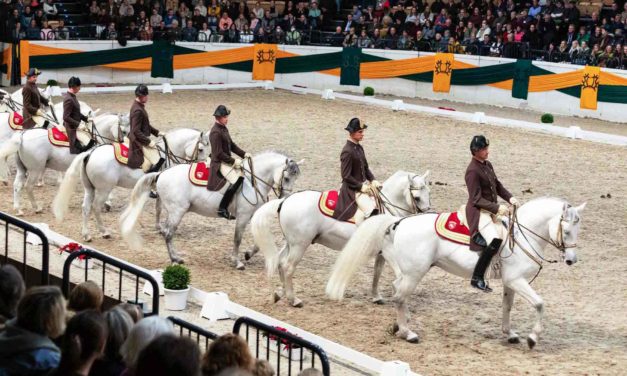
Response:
[15, 210, 24, 216]
[372, 297, 385, 305]
[392, 323, 400, 334]
[236, 262, 245, 270]
[406, 333, 420, 343]
[273, 292, 282, 303]
[83, 235, 92, 242]
[103, 203, 112, 212]
[508, 335, 521, 344]
[527, 335, 537, 349]
[34, 207, 43, 214]
[2, 181, 7, 186]
[102, 233, 111, 239]
[291, 298, 304, 308]
[36, 182, 44, 187]
[244, 251, 253, 261]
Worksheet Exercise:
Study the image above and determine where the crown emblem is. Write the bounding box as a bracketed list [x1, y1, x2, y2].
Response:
[256, 49, 276, 64]
[434, 60, 452, 76]
[581, 73, 599, 92]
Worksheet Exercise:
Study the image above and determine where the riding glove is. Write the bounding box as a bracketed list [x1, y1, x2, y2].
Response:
[244, 152, 252, 159]
[360, 182, 371, 193]
[371, 180, 382, 189]
[158, 131, 165, 137]
[509, 197, 520, 206]
[233, 159, 243, 169]
[497, 204, 510, 216]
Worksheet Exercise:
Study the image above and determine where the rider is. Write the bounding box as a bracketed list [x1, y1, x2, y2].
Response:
[206, 104, 251, 220]
[62, 76, 95, 154]
[465, 135, 519, 292]
[22, 68, 50, 129]
[127, 84, 165, 173]
[332, 117, 381, 223]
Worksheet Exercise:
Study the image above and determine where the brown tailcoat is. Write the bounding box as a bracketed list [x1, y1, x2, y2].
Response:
[62, 92, 88, 154]
[22, 82, 49, 129]
[127, 100, 159, 169]
[465, 158, 512, 251]
[333, 140, 375, 222]
[206, 122, 246, 191]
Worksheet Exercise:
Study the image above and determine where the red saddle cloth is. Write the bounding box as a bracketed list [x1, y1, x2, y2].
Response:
[434, 212, 470, 245]
[48, 127, 69, 147]
[8, 112, 23, 130]
[318, 190, 355, 223]
[189, 162, 209, 186]
[113, 143, 129, 165]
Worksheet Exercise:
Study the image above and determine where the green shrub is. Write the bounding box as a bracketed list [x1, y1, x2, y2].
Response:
[541, 113, 554, 123]
[162, 264, 191, 290]
[363, 86, 375, 96]
[46, 79, 59, 87]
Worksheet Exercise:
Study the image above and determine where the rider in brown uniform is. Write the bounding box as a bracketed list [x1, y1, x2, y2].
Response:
[22, 68, 50, 129]
[465, 135, 519, 292]
[127, 84, 165, 173]
[333, 118, 381, 223]
[62, 77, 94, 154]
[206, 105, 251, 220]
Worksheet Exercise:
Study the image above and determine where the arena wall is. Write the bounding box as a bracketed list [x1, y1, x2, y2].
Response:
[26, 41, 627, 122]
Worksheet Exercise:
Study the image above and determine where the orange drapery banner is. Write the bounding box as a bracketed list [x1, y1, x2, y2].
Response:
[359, 55, 435, 79]
[252, 44, 278, 81]
[19, 40, 29, 77]
[2, 46, 12, 80]
[432, 53, 454, 93]
[580, 65, 601, 110]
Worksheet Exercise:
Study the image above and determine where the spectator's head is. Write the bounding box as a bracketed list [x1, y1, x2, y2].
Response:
[335, 26, 341, 33]
[0, 265, 25, 321]
[373, 28, 380, 36]
[481, 20, 487, 28]
[434, 32, 442, 41]
[168, 9, 174, 16]
[253, 359, 275, 376]
[402, 30, 408, 37]
[568, 24, 575, 33]
[483, 34, 490, 43]
[17, 286, 66, 338]
[202, 22, 208, 30]
[390, 26, 397, 35]
[601, 28, 607, 36]
[172, 19, 179, 28]
[152, 8, 158, 15]
[201, 333, 255, 376]
[543, 13, 550, 22]
[572, 40, 579, 48]
[57, 310, 107, 375]
[12, 9, 18, 17]
[103, 306, 133, 361]
[529, 24, 535, 32]
[187, 20, 193, 27]
[507, 33, 513, 42]
[416, 30, 422, 39]
[136, 335, 201, 376]
[605, 44, 613, 53]
[120, 316, 174, 370]
[560, 40, 567, 49]
[581, 41, 588, 49]
[347, 14, 353, 21]
[360, 29, 367, 37]
[24, 6, 31, 14]
[68, 280, 104, 312]
[298, 369, 323, 376]
[516, 25, 522, 32]
[349, 26, 355, 34]
[109, 22, 116, 30]
[30, 19, 37, 28]
[448, 35, 455, 44]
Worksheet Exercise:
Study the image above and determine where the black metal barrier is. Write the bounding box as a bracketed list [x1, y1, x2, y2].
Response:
[0, 211, 49, 286]
[61, 248, 160, 315]
[233, 316, 330, 376]
[168, 316, 219, 352]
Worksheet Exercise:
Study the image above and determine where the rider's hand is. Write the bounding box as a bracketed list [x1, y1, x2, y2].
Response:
[509, 197, 520, 207]
[233, 159, 243, 169]
[360, 182, 371, 193]
[371, 180, 382, 189]
[497, 204, 510, 216]
[244, 152, 252, 159]
[149, 140, 156, 148]
[36, 109, 44, 116]
[158, 131, 165, 137]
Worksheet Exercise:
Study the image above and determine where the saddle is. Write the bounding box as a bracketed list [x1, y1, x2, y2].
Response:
[434, 211, 471, 245]
[318, 190, 355, 223]
[113, 142, 130, 165]
[189, 161, 209, 186]
[48, 127, 70, 147]
[8, 112, 23, 130]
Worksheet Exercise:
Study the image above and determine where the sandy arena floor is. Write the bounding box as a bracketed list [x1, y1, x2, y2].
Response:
[1, 89, 626, 375]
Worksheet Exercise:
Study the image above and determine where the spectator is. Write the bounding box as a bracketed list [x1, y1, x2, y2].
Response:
[502, 33, 519, 58]
[239, 23, 254, 42]
[550, 1, 564, 25]
[49, 310, 107, 376]
[372, 28, 386, 49]
[56, 19, 69, 40]
[476, 19, 491, 40]
[261, 10, 275, 34]
[386, 27, 399, 49]
[20, 6, 34, 28]
[40, 20, 53, 39]
[343, 26, 357, 47]
[139, 23, 153, 40]
[0, 286, 66, 376]
[308, 2, 322, 29]
[529, 0, 542, 18]
[42, 0, 57, 18]
[447, 35, 463, 53]
[419, 6, 433, 26]
[569, 39, 582, 59]
[195, 2, 207, 17]
[134, 0, 149, 16]
[182, 19, 198, 41]
[514, 25, 525, 42]
[255, 27, 268, 43]
[201, 333, 255, 376]
[224, 22, 238, 42]
[273, 25, 284, 43]
[295, 14, 308, 32]
[26, 18, 41, 39]
[135, 335, 201, 376]
[253, 360, 275, 376]
[34, 9, 47, 27]
[119, 0, 135, 23]
[422, 19, 435, 39]
[562, 1, 580, 27]
[120, 316, 174, 375]
[178, 2, 191, 21]
[164, 9, 178, 27]
[90, 306, 134, 376]
[150, 8, 162, 28]
[234, 13, 247, 31]
[68, 280, 104, 314]
[165, 0, 178, 13]
[565, 23, 576, 47]
[199, 22, 212, 42]
[168, 19, 182, 41]
[526, 23, 542, 50]
[0, 265, 25, 328]
[252, 1, 264, 20]
[398, 29, 413, 50]
[219, 11, 233, 32]
[343, 14, 355, 33]
[357, 28, 372, 48]
[558, 40, 569, 60]
[479, 34, 491, 55]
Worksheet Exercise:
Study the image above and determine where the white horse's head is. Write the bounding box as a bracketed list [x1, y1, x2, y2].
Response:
[183, 130, 210, 161]
[549, 201, 586, 265]
[407, 170, 431, 213]
[383, 170, 431, 215]
[272, 158, 303, 198]
[251, 152, 303, 199]
[118, 113, 131, 138]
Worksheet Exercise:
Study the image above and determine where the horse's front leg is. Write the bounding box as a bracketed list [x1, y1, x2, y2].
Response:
[502, 286, 521, 343]
[509, 278, 544, 349]
[232, 213, 253, 270]
[371, 252, 385, 304]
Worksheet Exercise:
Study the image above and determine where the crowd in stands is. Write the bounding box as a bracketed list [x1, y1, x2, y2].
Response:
[1, 0, 626, 68]
[0, 264, 323, 376]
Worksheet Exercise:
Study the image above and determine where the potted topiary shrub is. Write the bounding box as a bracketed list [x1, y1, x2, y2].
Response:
[162, 264, 191, 311]
[45, 79, 61, 97]
[541, 113, 554, 124]
[363, 86, 375, 96]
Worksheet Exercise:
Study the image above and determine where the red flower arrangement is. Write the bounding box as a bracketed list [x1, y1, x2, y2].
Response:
[58, 242, 88, 260]
[264, 326, 302, 351]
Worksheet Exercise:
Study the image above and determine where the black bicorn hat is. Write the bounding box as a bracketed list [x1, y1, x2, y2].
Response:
[68, 76, 82, 88]
[345, 117, 367, 133]
[213, 105, 231, 117]
[26, 68, 42, 77]
[470, 135, 490, 153]
[135, 84, 149, 97]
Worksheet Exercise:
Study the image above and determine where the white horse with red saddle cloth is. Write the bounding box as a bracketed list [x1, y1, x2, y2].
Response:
[249, 170, 431, 308]
[52, 128, 209, 242]
[119, 151, 303, 267]
[326, 197, 585, 347]
[0, 114, 128, 215]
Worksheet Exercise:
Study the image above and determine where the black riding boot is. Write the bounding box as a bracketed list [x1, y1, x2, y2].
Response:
[147, 158, 165, 174]
[77, 139, 96, 153]
[217, 177, 243, 220]
[470, 238, 503, 293]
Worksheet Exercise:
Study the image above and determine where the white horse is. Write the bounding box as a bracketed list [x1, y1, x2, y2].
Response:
[53, 128, 210, 241]
[250, 170, 432, 308]
[326, 197, 586, 347]
[119, 151, 303, 267]
[0, 114, 129, 215]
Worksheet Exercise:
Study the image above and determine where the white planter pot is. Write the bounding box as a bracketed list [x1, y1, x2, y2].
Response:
[164, 287, 190, 311]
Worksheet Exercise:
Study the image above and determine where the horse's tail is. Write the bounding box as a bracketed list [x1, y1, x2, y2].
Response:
[250, 198, 285, 278]
[0, 132, 21, 181]
[53, 151, 90, 221]
[326, 214, 399, 300]
[120, 172, 160, 250]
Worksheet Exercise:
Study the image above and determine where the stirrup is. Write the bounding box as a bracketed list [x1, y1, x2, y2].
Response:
[217, 208, 236, 220]
[470, 277, 492, 293]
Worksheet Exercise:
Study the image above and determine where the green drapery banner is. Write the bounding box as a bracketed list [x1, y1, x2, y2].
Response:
[151, 40, 174, 78]
[340, 47, 361, 86]
[512, 59, 533, 100]
[450, 62, 517, 86]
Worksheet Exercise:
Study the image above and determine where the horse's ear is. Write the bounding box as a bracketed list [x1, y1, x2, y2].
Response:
[574, 202, 586, 213]
[296, 159, 305, 165]
[562, 202, 569, 215]
[421, 170, 430, 180]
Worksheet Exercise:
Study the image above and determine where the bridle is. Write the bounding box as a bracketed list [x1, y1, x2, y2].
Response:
[241, 158, 295, 204]
[377, 180, 430, 216]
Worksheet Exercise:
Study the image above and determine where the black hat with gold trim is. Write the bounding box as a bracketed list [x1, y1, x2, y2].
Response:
[345, 117, 367, 133]
[26, 68, 42, 77]
[470, 135, 489, 154]
[213, 105, 231, 117]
